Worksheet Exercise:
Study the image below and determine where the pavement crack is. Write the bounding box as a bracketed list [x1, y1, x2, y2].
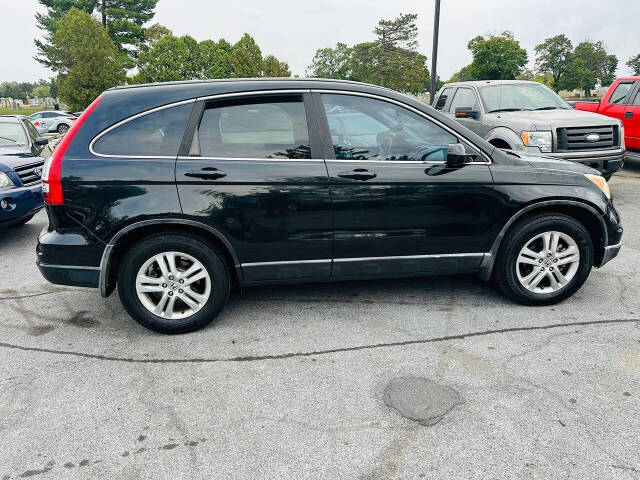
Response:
[0, 318, 637, 364]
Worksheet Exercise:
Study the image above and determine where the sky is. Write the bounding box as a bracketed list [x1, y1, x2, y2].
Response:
[3, 0, 640, 83]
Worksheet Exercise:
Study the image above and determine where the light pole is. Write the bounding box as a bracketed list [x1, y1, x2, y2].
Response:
[430, 0, 441, 104]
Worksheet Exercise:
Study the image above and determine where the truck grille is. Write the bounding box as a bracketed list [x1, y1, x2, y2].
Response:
[557, 125, 619, 151]
[13, 160, 44, 187]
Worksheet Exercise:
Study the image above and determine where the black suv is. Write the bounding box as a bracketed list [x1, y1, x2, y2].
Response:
[37, 79, 623, 333]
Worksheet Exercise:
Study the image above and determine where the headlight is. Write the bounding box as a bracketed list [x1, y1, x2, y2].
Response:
[521, 131, 552, 153]
[0, 172, 15, 188]
[585, 174, 611, 200]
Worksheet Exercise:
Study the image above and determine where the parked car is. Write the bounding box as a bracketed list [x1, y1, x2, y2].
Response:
[29, 110, 77, 135]
[36, 79, 622, 333]
[0, 115, 47, 228]
[574, 76, 640, 159]
[433, 80, 625, 179]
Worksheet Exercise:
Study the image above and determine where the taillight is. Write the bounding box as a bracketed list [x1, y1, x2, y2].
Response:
[43, 96, 102, 205]
[34, 121, 40, 126]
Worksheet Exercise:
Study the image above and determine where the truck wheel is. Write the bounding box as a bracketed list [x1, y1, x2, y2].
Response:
[117, 234, 230, 334]
[495, 214, 593, 305]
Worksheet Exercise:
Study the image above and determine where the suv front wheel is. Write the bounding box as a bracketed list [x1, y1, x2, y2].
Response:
[495, 214, 594, 305]
[117, 234, 230, 334]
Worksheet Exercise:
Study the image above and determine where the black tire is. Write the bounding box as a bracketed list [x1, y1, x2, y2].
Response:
[57, 123, 69, 134]
[117, 234, 230, 334]
[494, 214, 594, 305]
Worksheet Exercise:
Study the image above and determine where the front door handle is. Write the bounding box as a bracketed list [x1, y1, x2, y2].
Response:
[184, 167, 227, 180]
[337, 168, 377, 181]
[625, 111, 634, 118]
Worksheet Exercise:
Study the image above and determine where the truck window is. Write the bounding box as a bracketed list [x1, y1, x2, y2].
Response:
[632, 90, 640, 106]
[435, 88, 453, 111]
[609, 82, 634, 105]
[449, 88, 479, 112]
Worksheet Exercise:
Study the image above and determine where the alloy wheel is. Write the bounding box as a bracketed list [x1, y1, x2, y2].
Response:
[135, 251, 211, 320]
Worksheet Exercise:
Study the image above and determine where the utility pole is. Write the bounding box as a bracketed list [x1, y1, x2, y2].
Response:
[429, 0, 441, 104]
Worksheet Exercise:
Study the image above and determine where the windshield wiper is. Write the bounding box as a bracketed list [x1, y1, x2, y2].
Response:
[487, 108, 523, 113]
[532, 106, 561, 111]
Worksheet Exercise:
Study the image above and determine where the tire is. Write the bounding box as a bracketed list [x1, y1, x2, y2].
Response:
[602, 172, 613, 181]
[117, 234, 230, 334]
[494, 214, 593, 305]
[57, 123, 69, 134]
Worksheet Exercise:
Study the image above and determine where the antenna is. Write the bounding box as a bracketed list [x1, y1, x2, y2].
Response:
[135, 61, 157, 83]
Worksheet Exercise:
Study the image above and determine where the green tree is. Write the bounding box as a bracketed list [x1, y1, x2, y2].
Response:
[35, 0, 158, 66]
[230, 34, 263, 77]
[534, 34, 573, 92]
[562, 41, 618, 97]
[516, 69, 554, 89]
[48, 8, 124, 110]
[32, 85, 52, 98]
[307, 43, 353, 79]
[627, 53, 640, 75]
[262, 55, 291, 77]
[467, 31, 528, 80]
[143, 23, 172, 45]
[137, 34, 201, 82]
[198, 39, 234, 79]
[448, 65, 475, 83]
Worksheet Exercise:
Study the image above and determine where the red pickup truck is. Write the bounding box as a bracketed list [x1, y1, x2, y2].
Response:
[575, 77, 640, 155]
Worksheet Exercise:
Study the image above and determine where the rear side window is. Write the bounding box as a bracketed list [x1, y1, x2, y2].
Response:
[609, 82, 634, 104]
[92, 103, 193, 157]
[192, 96, 310, 159]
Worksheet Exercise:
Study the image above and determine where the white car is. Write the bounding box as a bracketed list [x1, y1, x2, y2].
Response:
[29, 110, 77, 134]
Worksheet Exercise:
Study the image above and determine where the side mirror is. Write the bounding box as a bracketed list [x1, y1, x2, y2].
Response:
[455, 107, 480, 120]
[35, 136, 49, 146]
[446, 143, 472, 167]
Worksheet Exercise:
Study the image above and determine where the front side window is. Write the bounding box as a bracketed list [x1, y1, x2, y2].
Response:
[0, 122, 28, 147]
[321, 94, 457, 162]
[449, 88, 479, 112]
[193, 96, 310, 159]
[610, 82, 634, 104]
[92, 103, 193, 157]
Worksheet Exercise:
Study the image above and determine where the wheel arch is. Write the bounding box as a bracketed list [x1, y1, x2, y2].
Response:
[479, 200, 608, 281]
[485, 127, 521, 150]
[99, 219, 242, 297]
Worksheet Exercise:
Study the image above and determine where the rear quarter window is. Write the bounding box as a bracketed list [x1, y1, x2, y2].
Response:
[92, 103, 193, 157]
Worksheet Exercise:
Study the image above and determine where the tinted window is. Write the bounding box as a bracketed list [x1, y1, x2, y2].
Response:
[321, 94, 457, 162]
[435, 88, 453, 110]
[93, 103, 192, 157]
[449, 88, 479, 112]
[0, 122, 28, 147]
[609, 82, 634, 104]
[631, 89, 640, 106]
[194, 96, 310, 159]
[42, 112, 59, 118]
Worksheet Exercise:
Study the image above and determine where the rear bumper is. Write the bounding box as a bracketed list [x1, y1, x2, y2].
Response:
[36, 262, 100, 288]
[0, 184, 43, 227]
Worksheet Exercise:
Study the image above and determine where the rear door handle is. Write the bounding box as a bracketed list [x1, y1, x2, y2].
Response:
[184, 167, 227, 180]
[625, 111, 634, 118]
[337, 168, 377, 181]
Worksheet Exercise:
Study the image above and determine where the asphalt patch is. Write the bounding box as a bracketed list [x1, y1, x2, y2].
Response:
[383, 376, 462, 426]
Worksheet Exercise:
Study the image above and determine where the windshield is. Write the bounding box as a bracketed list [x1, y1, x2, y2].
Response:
[0, 123, 28, 147]
[479, 83, 570, 112]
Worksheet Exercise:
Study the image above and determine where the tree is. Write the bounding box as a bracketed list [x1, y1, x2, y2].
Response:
[306, 43, 353, 79]
[48, 8, 124, 110]
[561, 41, 617, 97]
[32, 85, 51, 98]
[467, 31, 528, 80]
[230, 34, 263, 78]
[143, 23, 172, 45]
[517, 69, 554, 89]
[136, 34, 201, 82]
[534, 34, 573, 92]
[35, 0, 158, 66]
[262, 55, 291, 77]
[627, 53, 640, 75]
[198, 39, 234, 79]
[372, 13, 422, 88]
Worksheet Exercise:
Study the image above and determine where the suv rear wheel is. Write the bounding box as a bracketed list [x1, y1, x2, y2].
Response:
[117, 234, 230, 334]
[495, 214, 594, 305]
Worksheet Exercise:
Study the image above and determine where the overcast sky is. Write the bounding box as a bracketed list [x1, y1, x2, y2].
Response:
[4, 0, 640, 83]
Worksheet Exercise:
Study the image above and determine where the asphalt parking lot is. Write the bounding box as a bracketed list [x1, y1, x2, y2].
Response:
[1, 161, 640, 479]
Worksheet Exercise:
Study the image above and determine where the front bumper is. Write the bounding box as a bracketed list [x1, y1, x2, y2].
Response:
[0, 183, 43, 227]
[548, 149, 625, 176]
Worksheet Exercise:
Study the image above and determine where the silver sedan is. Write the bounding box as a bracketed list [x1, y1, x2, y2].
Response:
[28, 110, 77, 134]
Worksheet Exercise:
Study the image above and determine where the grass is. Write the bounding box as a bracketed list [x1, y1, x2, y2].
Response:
[0, 106, 52, 116]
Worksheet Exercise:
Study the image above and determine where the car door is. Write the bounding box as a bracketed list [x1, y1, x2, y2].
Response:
[445, 87, 487, 137]
[316, 92, 496, 277]
[624, 82, 640, 150]
[599, 81, 635, 126]
[176, 92, 333, 283]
